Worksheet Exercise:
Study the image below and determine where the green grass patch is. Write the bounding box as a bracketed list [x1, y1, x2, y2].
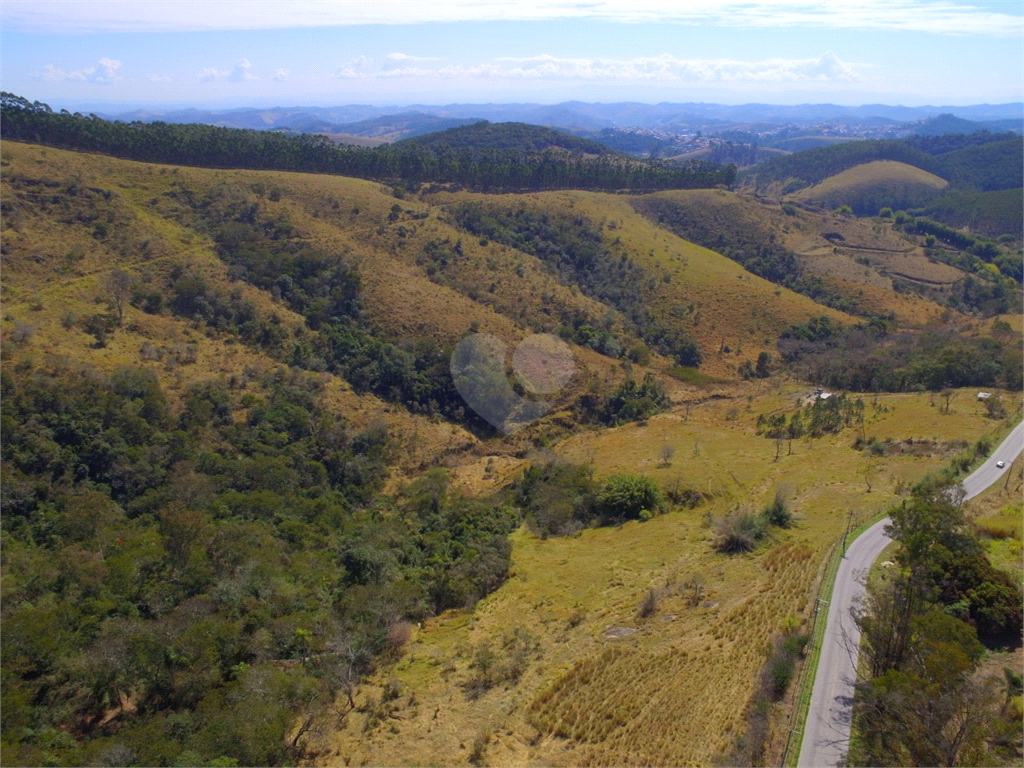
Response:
[665, 365, 720, 386]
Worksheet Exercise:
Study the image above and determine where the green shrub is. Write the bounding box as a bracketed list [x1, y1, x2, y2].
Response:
[716, 511, 768, 553]
[761, 492, 793, 528]
[598, 474, 664, 522]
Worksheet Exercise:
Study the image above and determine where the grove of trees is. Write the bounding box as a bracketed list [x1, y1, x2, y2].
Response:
[849, 478, 1023, 766]
[0, 93, 736, 194]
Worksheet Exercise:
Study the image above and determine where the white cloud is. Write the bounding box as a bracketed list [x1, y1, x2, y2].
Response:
[198, 67, 228, 82]
[96, 57, 123, 81]
[149, 73, 172, 82]
[273, 68, 290, 81]
[228, 58, 257, 81]
[35, 64, 92, 81]
[378, 66, 438, 78]
[312, 50, 862, 83]
[34, 57, 122, 83]
[386, 52, 441, 62]
[198, 58, 258, 82]
[332, 56, 371, 79]
[3, 0, 1021, 36]
[429, 52, 863, 82]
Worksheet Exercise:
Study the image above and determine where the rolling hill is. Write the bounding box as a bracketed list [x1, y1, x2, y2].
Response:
[400, 121, 617, 155]
[321, 112, 481, 141]
[739, 130, 1024, 240]
[2, 134, 1021, 768]
[740, 131, 1023, 193]
[788, 159, 948, 215]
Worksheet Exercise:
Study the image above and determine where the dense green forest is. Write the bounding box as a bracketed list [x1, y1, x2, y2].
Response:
[447, 202, 703, 366]
[0, 94, 735, 194]
[401, 121, 613, 155]
[777, 315, 1023, 392]
[848, 477, 1023, 766]
[741, 132, 1023, 192]
[0, 352, 681, 766]
[916, 187, 1024, 240]
[0, 360, 519, 767]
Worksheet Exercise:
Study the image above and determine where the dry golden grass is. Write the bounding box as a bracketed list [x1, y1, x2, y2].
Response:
[438, 189, 858, 379]
[3, 142, 1011, 767]
[621, 187, 960, 330]
[0, 143, 482, 466]
[313, 386, 1016, 767]
[789, 160, 947, 205]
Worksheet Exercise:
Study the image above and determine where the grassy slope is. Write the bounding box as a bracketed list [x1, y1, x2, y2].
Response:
[1, 143, 663, 460]
[4, 143, 953, 381]
[0, 143, 489, 466]
[4, 141, 1007, 767]
[318, 385, 1020, 767]
[632, 188, 954, 326]
[789, 160, 947, 207]
[791, 160, 947, 194]
[539, 189, 852, 373]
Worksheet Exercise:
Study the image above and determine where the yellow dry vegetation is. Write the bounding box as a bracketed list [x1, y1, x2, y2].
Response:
[628, 187, 962, 327]
[789, 160, 947, 204]
[439, 188, 857, 379]
[3, 141, 1014, 767]
[0, 143, 480, 464]
[315, 385, 1018, 767]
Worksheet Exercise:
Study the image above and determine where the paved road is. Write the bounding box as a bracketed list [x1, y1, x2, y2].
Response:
[798, 419, 1024, 768]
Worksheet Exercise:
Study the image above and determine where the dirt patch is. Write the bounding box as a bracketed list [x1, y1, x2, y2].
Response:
[603, 626, 637, 639]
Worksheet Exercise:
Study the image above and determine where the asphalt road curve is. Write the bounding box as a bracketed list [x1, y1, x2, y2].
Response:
[798, 419, 1024, 767]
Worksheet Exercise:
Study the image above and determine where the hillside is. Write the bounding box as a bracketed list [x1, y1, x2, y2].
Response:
[2, 139, 1021, 768]
[0, 94, 734, 194]
[739, 131, 1024, 241]
[788, 160, 948, 215]
[740, 131, 1023, 194]
[910, 113, 1023, 136]
[630, 188, 975, 323]
[933, 137, 1024, 191]
[918, 187, 1024, 239]
[325, 113, 481, 142]
[739, 138, 941, 191]
[400, 121, 616, 154]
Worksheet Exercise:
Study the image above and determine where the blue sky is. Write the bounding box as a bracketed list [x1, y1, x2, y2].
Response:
[1, 1, 1021, 109]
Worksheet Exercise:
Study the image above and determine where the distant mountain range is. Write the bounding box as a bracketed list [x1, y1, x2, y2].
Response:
[94, 101, 1023, 149]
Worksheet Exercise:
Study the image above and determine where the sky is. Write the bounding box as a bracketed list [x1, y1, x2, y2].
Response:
[1, 1, 1022, 110]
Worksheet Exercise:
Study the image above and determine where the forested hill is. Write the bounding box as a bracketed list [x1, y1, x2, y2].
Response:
[741, 131, 1023, 192]
[0, 93, 734, 193]
[400, 121, 614, 154]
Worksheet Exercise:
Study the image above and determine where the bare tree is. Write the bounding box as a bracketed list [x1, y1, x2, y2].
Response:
[682, 573, 706, 607]
[659, 444, 676, 466]
[940, 388, 955, 414]
[102, 269, 133, 325]
[863, 457, 878, 493]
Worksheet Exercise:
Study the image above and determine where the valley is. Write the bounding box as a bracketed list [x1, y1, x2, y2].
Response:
[1, 110, 1021, 768]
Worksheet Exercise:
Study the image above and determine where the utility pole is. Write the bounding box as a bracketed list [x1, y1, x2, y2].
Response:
[809, 597, 829, 647]
[842, 509, 855, 556]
